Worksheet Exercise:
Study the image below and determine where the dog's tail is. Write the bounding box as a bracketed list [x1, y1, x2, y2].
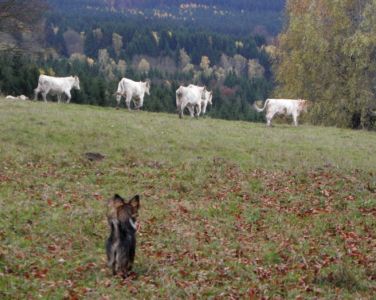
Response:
[253, 99, 270, 113]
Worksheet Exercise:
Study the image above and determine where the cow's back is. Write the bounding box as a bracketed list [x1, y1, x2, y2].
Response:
[267, 99, 300, 114]
[118, 78, 138, 92]
[38, 75, 61, 89]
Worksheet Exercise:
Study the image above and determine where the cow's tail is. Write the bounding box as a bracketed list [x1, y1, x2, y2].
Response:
[176, 88, 184, 118]
[253, 99, 270, 113]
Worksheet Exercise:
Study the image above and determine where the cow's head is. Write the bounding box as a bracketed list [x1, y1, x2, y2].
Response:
[299, 99, 311, 113]
[144, 80, 151, 96]
[73, 76, 80, 90]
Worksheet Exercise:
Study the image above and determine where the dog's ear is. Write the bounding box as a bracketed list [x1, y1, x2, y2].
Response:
[128, 195, 140, 213]
[107, 194, 125, 220]
[114, 194, 124, 201]
[112, 194, 125, 208]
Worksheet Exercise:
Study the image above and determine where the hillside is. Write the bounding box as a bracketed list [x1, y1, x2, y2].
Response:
[47, 0, 285, 36]
[0, 99, 375, 298]
[1, 0, 281, 122]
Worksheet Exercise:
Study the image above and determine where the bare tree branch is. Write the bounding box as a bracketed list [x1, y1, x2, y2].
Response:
[0, 0, 47, 34]
[0, 0, 47, 52]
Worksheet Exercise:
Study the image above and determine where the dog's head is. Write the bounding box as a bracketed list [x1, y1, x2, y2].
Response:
[107, 194, 140, 230]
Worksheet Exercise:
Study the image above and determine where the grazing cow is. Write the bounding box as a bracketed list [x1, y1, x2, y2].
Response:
[176, 85, 212, 118]
[115, 78, 151, 110]
[34, 75, 80, 103]
[253, 98, 310, 126]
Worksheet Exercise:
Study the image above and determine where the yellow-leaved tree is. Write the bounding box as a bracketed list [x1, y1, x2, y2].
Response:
[275, 0, 376, 129]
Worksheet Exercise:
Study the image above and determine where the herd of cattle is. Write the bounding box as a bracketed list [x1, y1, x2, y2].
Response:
[5, 74, 310, 126]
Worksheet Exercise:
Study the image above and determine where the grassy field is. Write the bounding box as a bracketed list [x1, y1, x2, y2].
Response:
[0, 98, 375, 299]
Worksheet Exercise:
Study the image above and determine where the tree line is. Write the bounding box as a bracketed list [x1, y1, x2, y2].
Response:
[1, 0, 376, 129]
[0, 52, 268, 122]
[0, 0, 273, 122]
[275, 0, 376, 129]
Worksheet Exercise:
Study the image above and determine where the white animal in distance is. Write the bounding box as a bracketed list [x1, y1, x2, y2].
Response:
[115, 78, 151, 110]
[176, 85, 212, 118]
[34, 75, 80, 103]
[253, 98, 310, 126]
[5, 95, 29, 100]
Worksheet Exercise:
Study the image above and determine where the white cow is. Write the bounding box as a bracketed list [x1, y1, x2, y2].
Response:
[176, 85, 212, 118]
[187, 84, 213, 116]
[34, 75, 80, 103]
[115, 78, 151, 110]
[5, 95, 29, 100]
[253, 98, 310, 126]
[19, 95, 29, 101]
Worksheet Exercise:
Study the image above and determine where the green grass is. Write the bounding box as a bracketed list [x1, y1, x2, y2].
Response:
[0, 98, 375, 299]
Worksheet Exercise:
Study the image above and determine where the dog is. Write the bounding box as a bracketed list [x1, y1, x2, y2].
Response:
[106, 193, 140, 277]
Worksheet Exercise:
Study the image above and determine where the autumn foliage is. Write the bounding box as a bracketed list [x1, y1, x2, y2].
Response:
[275, 0, 376, 129]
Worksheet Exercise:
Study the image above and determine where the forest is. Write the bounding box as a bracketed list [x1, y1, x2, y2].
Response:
[46, 0, 284, 36]
[0, 0, 283, 122]
[1, 0, 375, 129]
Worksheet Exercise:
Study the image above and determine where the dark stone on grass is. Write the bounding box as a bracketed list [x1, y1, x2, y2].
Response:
[84, 152, 105, 162]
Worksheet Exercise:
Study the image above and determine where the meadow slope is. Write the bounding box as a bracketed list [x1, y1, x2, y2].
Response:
[0, 99, 375, 299]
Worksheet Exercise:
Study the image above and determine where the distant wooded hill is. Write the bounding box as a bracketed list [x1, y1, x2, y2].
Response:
[47, 0, 285, 36]
[0, 0, 283, 122]
[102, 0, 285, 11]
[48, 0, 284, 11]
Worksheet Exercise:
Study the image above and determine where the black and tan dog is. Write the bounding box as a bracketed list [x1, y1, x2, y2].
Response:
[106, 194, 140, 278]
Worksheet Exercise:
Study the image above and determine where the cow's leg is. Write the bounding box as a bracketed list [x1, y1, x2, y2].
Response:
[266, 112, 275, 127]
[202, 102, 207, 115]
[42, 92, 48, 103]
[65, 91, 72, 103]
[176, 102, 183, 118]
[187, 105, 195, 117]
[116, 94, 122, 110]
[292, 113, 299, 126]
[125, 95, 132, 111]
[57, 93, 62, 104]
[34, 88, 39, 101]
[179, 103, 185, 119]
[138, 96, 144, 109]
[134, 96, 141, 111]
[125, 97, 132, 111]
[195, 104, 201, 118]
